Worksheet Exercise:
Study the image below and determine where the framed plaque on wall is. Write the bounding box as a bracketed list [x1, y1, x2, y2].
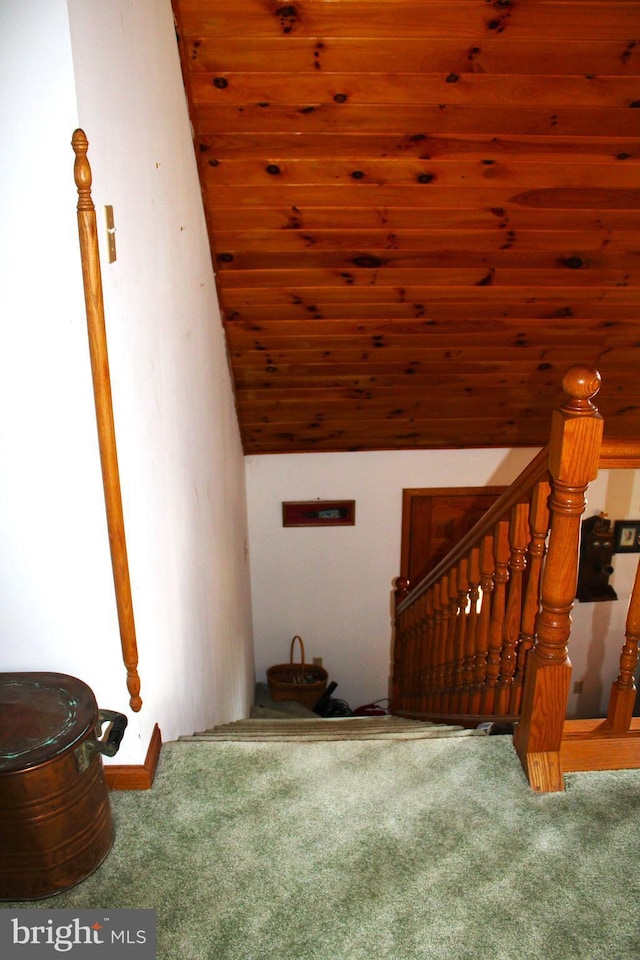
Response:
[282, 500, 356, 528]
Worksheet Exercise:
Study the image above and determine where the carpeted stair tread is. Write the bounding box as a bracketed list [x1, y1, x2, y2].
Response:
[180, 715, 484, 742]
[249, 703, 318, 720]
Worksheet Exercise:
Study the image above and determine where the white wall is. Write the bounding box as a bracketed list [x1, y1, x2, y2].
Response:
[0, 1, 122, 716]
[246, 447, 538, 709]
[247, 450, 639, 718]
[0, 0, 254, 764]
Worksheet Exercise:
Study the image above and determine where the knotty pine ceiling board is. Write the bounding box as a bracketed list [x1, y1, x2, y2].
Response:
[172, 0, 640, 454]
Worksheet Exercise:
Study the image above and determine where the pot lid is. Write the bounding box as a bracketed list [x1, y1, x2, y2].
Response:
[0, 672, 97, 773]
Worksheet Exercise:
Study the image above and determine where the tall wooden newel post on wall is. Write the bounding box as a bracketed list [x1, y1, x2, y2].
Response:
[514, 366, 603, 792]
[72, 129, 142, 712]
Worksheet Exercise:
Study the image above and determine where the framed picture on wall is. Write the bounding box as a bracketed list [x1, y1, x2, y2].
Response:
[613, 520, 640, 553]
[282, 500, 355, 527]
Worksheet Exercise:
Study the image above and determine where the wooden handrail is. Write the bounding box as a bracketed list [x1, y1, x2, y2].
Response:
[599, 438, 640, 469]
[396, 445, 550, 614]
[397, 436, 640, 617]
[72, 129, 142, 712]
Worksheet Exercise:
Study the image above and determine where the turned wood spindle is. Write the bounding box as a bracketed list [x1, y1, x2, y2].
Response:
[451, 556, 469, 712]
[470, 533, 494, 714]
[482, 520, 510, 714]
[460, 547, 481, 714]
[511, 480, 551, 714]
[495, 502, 530, 715]
[607, 556, 640, 732]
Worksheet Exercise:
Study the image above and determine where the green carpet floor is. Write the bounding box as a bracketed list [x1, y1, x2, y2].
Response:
[3, 736, 640, 959]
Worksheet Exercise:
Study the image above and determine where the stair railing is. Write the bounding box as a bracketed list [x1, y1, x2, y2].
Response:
[393, 457, 549, 724]
[606, 556, 640, 733]
[392, 366, 604, 791]
[559, 552, 640, 778]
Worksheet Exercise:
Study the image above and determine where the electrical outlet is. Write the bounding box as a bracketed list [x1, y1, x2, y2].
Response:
[573, 680, 584, 694]
[313, 657, 323, 667]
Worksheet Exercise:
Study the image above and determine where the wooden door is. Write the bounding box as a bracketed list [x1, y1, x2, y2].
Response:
[400, 487, 505, 588]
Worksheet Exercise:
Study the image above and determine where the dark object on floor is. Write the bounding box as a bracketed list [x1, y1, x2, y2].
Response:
[314, 682, 352, 717]
[314, 681, 338, 714]
[476, 720, 516, 736]
[0, 672, 126, 900]
[352, 699, 390, 717]
[318, 698, 353, 718]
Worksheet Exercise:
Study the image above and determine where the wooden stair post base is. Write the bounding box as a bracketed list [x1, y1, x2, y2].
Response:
[607, 685, 637, 733]
[514, 657, 572, 792]
[521, 750, 564, 793]
[515, 367, 602, 792]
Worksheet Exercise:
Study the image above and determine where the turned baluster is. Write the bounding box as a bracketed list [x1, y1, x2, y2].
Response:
[607, 557, 640, 732]
[460, 547, 481, 714]
[407, 592, 420, 706]
[392, 616, 405, 708]
[392, 628, 407, 710]
[403, 603, 417, 706]
[482, 520, 510, 714]
[511, 480, 551, 714]
[451, 557, 470, 712]
[416, 593, 429, 711]
[403, 612, 414, 708]
[420, 591, 435, 712]
[514, 366, 603, 793]
[426, 582, 441, 713]
[495, 502, 530, 715]
[412, 593, 423, 710]
[445, 562, 462, 713]
[433, 576, 449, 713]
[423, 588, 437, 710]
[406, 594, 420, 704]
[440, 568, 457, 711]
[442, 569, 456, 713]
[397, 605, 409, 707]
[469, 534, 495, 714]
[392, 577, 411, 708]
[410, 588, 425, 705]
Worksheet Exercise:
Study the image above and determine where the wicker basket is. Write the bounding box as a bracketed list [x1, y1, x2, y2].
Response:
[266, 635, 328, 709]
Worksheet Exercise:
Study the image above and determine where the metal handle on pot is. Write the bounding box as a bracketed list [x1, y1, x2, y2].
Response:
[96, 710, 128, 757]
[74, 710, 128, 773]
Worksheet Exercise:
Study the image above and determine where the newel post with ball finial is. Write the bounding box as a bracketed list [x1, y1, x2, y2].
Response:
[514, 366, 603, 792]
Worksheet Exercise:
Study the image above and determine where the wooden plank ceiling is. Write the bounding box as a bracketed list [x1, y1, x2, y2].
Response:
[172, 0, 640, 454]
